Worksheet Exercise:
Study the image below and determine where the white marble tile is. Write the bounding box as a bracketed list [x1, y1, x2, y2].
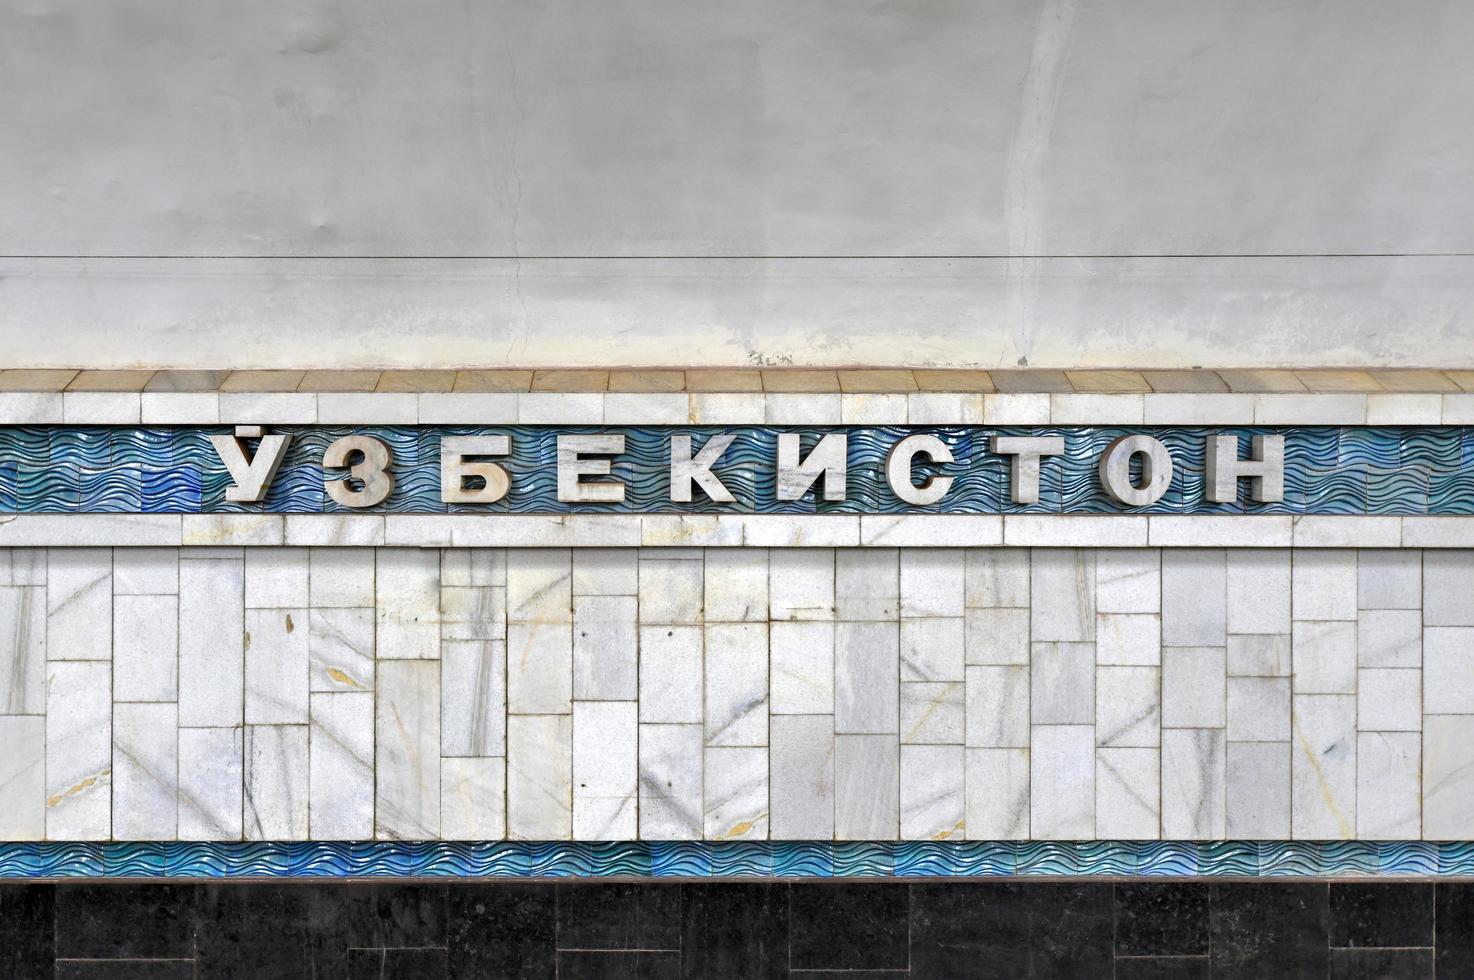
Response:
[638, 558, 704, 625]
[0, 392, 62, 423]
[376, 548, 441, 659]
[1030, 642, 1095, 725]
[501, 551, 568, 627]
[1226, 633, 1291, 678]
[835, 621, 899, 735]
[1005, 515, 1148, 547]
[183, 514, 282, 547]
[704, 746, 768, 840]
[901, 682, 963, 745]
[740, 515, 858, 547]
[1162, 647, 1227, 729]
[1143, 392, 1254, 425]
[1095, 549, 1160, 613]
[908, 392, 985, 424]
[218, 391, 316, 423]
[1096, 747, 1160, 839]
[834, 549, 898, 621]
[113, 548, 178, 595]
[46, 660, 111, 839]
[1358, 669, 1421, 731]
[375, 660, 440, 840]
[1030, 725, 1095, 839]
[178, 557, 244, 727]
[517, 392, 603, 424]
[964, 747, 1030, 840]
[900, 744, 964, 840]
[1357, 549, 1421, 610]
[441, 757, 507, 840]
[1424, 715, 1474, 838]
[141, 392, 218, 424]
[964, 549, 1030, 608]
[111, 702, 177, 840]
[318, 392, 416, 424]
[1096, 666, 1160, 748]
[285, 515, 385, 547]
[965, 665, 1029, 748]
[1253, 393, 1366, 425]
[704, 623, 767, 747]
[1367, 392, 1442, 424]
[507, 623, 573, 715]
[983, 392, 1050, 424]
[245, 607, 308, 724]
[46, 548, 111, 660]
[1226, 550, 1291, 635]
[0, 716, 44, 840]
[1226, 741, 1290, 839]
[768, 549, 835, 621]
[964, 607, 1030, 666]
[1227, 677, 1290, 742]
[113, 593, 177, 702]
[765, 393, 840, 424]
[418, 391, 518, 423]
[244, 547, 309, 608]
[638, 625, 702, 723]
[1051, 393, 1143, 424]
[309, 607, 375, 693]
[441, 549, 505, 588]
[639, 723, 703, 840]
[440, 586, 504, 641]
[1096, 613, 1161, 667]
[899, 617, 964, 683]
[1357, 731, 1420, 840]
[1424, 551, 1474, 626]
[441, 639, 506, 757]
[1161, 728, 1226, 839]
[770, 714, 835, 840]
[310, 691, 374, 839]
[861, 515, 1002, 548]
[0, 586, 45, 714]
[1423, 628, 1474, 714]
[770, 621, 834, 714]
[1161, 550, 1225, 647]
[570, 548, 636, 596]
[832, 734, 897, 839]
[688, 392, 764, 424]
[64, 392, 143, 424]
[1356, 609, 1421, 668]
[309, 548, 376, 608]
[507, 714, 572, 840]
[1292, 620, 1358, 695]
[702, 549, 768, 622]
[901, 549, 966, 619]
[1291, 694, 1357, 839]
[572, 595, 637, 702]
[0, 549, 46, 586]
[573, 701, 637, 839]
[1292, 550, 1359, 622]
[1030, 550, 1095, 642]
[177, 727, 242, 841]
[244, 724, 309, 840]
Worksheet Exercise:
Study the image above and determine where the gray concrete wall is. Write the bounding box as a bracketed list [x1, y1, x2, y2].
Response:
[2, 0, 1471, 368]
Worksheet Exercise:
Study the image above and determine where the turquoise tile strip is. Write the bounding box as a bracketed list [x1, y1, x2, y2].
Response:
[0, 841, 1465, 879]
[2, 425, 1472, 514]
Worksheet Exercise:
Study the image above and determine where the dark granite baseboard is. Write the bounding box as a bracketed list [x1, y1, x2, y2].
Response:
[1, 879, 1461, 978]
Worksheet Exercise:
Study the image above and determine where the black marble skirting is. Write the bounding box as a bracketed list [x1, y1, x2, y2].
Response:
[0, 879, 1467, 978]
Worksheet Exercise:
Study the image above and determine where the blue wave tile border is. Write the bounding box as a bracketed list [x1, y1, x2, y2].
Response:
[1, 425, 1471, 515]
[1, 841, 1471, 879]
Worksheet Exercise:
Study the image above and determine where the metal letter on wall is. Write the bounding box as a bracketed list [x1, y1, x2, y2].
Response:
[776, 432, 847, 501]
[557, 434, 626, 503]
[990, 436, 1064, 504]
[670, 433, 736, 503]
[1098, 435, 1174, 506]
[1206, 434, 1285, 502]
[208, 425, 291, 503]
[323, 435, 395, 508]
[885, 433, 954, 506]
[441, 435, 512, 504]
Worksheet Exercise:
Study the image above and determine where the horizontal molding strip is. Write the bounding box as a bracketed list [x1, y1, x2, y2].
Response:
[2, 513, 1472, 548]
[0, 840, 1470, 880]
[4, 390, 1474, 426]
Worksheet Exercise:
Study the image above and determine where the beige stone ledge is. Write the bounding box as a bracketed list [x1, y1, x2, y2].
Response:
[17, 390, 1474, 425]
[2, 513, 1467, 548]
[4, 367, 1473, 395]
